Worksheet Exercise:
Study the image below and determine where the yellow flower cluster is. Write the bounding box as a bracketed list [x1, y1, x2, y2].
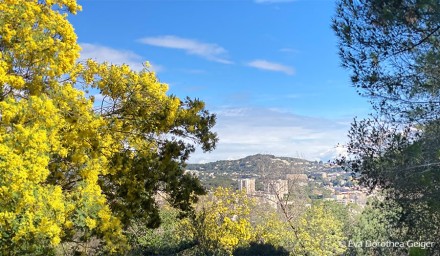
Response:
[195, 188, 256, 254]
[0, 95, 68, 251]
[0, 0, 81, 94]
[0, 0, 126, 253]
[1, 0, 205, 253]
[294, 203, 347, 255]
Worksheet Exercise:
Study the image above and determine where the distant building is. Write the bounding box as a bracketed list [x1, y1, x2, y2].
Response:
[239, 178, 255, 194]
[332, 190, 367, 206]
[266, 179, 289, 198]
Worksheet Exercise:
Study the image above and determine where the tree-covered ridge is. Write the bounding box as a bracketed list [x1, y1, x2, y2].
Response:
[0, 0, 217, 254]
[187, 154, 333, 177]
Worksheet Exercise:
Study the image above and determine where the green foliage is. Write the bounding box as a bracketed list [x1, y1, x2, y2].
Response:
[334, 1, 440, 254]
[409, 247, 428, 256]
[333, 0, 440, 122]
[127, 206, 195, 255]
[348, 198, 406, 255]
[337, 117, 440, 251]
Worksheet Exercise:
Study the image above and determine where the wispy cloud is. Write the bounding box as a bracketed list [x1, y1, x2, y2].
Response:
[79, 43, 163, 72]
[139, 35, 232, 64]
[255, 0, 296, 3]
[247, 59, 295, 75]
[189, 107, 350, 163]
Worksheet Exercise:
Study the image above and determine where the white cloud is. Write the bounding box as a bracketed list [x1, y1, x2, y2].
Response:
[255, 0, 296, 3]
[79, 43, 163, 72]
[189, 107, 351, 163]
[139, 35, 232, 64]
[247, 60, 295, 75]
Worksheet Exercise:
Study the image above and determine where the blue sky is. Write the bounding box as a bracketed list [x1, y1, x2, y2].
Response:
[71, 0, 371, 163]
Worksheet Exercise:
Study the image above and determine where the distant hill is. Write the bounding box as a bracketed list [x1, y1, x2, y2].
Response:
[187, 154, 335, 179]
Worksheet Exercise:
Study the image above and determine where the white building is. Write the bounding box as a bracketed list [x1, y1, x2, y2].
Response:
[266, 179, 289, 198]
[239, 178, 256, 194]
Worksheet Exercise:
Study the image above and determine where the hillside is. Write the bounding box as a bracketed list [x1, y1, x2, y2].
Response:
[187, 154, 339, 179]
